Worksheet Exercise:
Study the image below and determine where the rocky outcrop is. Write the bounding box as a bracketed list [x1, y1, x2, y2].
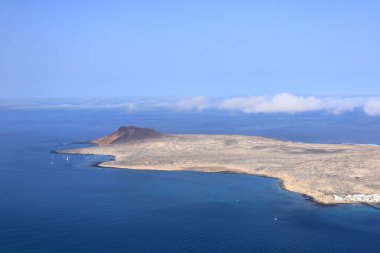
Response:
[92, 126, 162, 146]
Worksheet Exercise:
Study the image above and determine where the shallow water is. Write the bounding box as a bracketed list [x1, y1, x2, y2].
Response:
[1, 109, 380, 252]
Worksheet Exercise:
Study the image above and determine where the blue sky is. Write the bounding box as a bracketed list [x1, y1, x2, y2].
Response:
[0, 0, 379, 98]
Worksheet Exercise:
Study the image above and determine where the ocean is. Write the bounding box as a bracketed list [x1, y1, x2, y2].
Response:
[1, 108, 380, 252]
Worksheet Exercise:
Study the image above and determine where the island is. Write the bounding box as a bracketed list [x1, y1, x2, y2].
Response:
[58, 126, 380, 204]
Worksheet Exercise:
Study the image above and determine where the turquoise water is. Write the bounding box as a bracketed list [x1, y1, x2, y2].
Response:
[1, 109, 380, 252]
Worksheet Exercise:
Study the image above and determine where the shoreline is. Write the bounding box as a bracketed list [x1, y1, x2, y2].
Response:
[55, 148, 379, 206]
[55, 129, 380, 205]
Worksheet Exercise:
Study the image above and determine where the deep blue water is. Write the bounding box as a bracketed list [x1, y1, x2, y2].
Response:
[1, 109, 380, 252]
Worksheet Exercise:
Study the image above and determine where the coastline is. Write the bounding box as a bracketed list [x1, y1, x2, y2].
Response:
[55, 151, 377, 206]
[56, 130, 380, 205]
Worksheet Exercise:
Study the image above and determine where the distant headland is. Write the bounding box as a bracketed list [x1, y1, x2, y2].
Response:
[58, 126, 380, 204]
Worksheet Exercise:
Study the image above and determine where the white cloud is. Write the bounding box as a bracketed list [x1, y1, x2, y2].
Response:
[364, 101, 380, 116]
[3, 93, 380, 116]
[125, 102, 138, 113]
[2, 102, 140, 111]
[174, 96, 210, 111]
[218, 94, 360, 114]
[321, 99, 355, 114]
[219, 93, 322, 113]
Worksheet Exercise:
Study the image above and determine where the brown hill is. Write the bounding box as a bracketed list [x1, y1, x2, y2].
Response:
[91, 126, 162, 146]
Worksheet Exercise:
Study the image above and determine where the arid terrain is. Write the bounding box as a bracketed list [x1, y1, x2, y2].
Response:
[58, 126, 380, 204]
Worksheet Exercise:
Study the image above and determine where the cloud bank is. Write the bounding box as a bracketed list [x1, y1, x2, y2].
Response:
[0, 102, 139, 112]
[175, 93, 360, 115]
[167, 93, 356, 115]
[174, 96, 210, 111]
[219, 93, 322, 113]
[1, 93, 379, 116]
[364, 101, 380, 116]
